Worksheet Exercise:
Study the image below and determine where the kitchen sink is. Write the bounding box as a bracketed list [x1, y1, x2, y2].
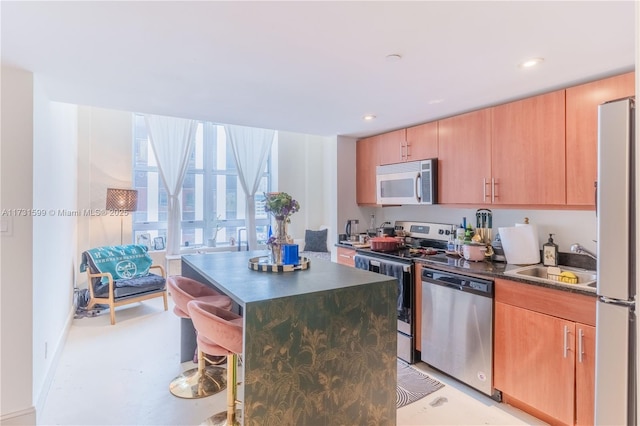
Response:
[504, 264, 597, 290]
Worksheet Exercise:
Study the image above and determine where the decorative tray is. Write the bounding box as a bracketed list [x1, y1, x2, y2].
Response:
[248, 256, 310, 272]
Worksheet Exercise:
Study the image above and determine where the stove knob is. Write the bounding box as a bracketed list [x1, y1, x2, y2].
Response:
[438, 229, 444, 235]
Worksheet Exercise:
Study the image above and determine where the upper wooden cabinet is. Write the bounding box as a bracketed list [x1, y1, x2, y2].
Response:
[355, 72, 635, 207]
[356, 135, 380, 205]
[491, 90, 566, 205]
[565, 72, 635, 206]
[438, 109, 492, 204]
[378, 129, 408, 165]
[405, 122, 438, 162]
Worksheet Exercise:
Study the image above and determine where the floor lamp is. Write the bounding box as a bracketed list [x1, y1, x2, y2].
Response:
[106, 188, 138, 245]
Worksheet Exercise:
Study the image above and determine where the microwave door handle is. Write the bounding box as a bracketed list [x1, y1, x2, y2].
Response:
[416, 173, 422, 203]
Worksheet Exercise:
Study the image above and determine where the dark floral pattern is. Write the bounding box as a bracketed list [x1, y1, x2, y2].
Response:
[243, 281, 397, 425]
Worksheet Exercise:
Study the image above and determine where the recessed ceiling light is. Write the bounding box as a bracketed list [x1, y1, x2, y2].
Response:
[519, 57, 544, 68]
[385, 54, 402, 62]
[428, 99, 444, 105]
[363, 114, 376, 121]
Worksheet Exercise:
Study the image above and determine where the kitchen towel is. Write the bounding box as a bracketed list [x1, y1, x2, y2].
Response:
[498, 224, 540, 265]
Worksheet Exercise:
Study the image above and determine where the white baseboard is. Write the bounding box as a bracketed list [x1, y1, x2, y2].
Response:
[0, 406, 36, 425]
[33, 305, 74, 421]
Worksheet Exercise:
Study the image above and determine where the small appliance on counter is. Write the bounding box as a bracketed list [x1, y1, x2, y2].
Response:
[491, 233, 507, 262]
[344, 219, 359, 241]
[375, 221, 395, 237]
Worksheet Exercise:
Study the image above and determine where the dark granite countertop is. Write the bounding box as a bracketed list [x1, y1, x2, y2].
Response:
[413, 257, 597, 297]
[335, 243, 597, 297]
[182, 250, 395, 306]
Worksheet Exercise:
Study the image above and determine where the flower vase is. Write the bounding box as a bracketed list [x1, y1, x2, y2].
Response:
[272, 216, 287, 264]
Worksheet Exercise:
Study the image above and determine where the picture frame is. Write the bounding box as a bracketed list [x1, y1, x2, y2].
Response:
[137, 233, 151, 249]
[153, 236, 165, 251]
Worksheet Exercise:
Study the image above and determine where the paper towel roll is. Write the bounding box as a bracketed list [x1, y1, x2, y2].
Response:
[498, 224, 540, 265]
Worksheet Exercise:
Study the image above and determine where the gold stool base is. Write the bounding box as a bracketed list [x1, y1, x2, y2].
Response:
[169, 365, 227, 399]
[201, 409, 242, 426]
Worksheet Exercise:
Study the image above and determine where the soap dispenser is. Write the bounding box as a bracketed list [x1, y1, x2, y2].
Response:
[543, 234, 559, 267]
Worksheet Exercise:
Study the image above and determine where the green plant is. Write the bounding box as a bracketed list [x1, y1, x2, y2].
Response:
[263, 192, 300, 222]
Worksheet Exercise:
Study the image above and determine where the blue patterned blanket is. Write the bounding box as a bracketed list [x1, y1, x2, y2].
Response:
[80, 244, 153, 285]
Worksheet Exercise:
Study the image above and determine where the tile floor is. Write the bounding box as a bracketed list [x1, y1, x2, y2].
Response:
[39, 297, 547, 425]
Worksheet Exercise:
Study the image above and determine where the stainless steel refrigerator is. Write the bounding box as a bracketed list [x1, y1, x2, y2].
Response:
[596, 96, 636, 425]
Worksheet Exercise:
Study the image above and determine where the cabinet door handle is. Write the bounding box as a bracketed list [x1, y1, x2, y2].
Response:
[578, 328, 584, 363]
[339, 254, 352, 259]
[563, 325, 570, 358]
[483, 178, 489, 200]
[406, 142, 411, 159]
[491, 178, 497, 203]
[400, 143, 406, 160]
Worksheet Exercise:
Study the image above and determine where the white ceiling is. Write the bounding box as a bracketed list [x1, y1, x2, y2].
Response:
[1, 1, 636, 138]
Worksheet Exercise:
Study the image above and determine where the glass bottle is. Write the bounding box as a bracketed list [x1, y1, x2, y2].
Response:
[543, 234, 559, 266]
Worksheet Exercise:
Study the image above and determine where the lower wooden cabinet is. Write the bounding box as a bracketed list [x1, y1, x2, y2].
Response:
[494, 279, 596, 426]
[336, 247, 356, 267]
[575, 323, 596, 426]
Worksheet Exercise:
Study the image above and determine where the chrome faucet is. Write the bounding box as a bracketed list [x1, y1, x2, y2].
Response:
[570, 243, 597, 260]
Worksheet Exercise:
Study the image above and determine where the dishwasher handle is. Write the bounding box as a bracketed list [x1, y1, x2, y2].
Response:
[422, 275, 463, 291]
[421, 268, 493, 297]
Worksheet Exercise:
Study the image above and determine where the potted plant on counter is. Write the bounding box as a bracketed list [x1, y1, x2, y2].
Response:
[263, 192, 300, 264]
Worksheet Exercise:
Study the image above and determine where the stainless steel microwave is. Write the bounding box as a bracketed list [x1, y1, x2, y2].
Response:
[376, 159, 438, 205]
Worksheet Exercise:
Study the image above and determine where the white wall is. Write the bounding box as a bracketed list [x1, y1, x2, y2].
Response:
[277, 131, 336, 245]
[73, 107, 134, 289]
[86, 108, 134, 248]
[0, 74, 133, 424]
[376, 204, 596, 254]
[32, 79, 79, 414]
[0, 66, 36, 425]
[335, 136, 375, 237]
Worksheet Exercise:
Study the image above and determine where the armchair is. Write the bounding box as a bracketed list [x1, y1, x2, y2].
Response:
[80, 244, 168, 325]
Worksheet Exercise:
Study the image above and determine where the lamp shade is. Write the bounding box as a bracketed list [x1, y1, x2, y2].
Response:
[106, 188, 138, 212]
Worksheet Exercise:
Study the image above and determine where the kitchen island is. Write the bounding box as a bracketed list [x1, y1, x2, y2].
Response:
[181, 251, 397, 425]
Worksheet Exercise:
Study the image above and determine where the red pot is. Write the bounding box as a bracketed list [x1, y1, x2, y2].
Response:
[370, 236, 400, 252]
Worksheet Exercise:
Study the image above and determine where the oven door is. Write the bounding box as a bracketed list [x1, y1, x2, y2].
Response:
[355, 254, 415, 363]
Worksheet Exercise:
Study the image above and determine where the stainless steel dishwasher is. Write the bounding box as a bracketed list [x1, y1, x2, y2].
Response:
[421, 267, 499, 399]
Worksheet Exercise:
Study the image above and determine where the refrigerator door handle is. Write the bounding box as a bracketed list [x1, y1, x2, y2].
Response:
[599, 296, 635, 308]
[594, 181, 597, 216]
[563, 325, 570, 358]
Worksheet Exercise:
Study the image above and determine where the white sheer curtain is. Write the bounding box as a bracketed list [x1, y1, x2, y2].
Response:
[224, 124, 275, 249]
[144, 114, 197, 255]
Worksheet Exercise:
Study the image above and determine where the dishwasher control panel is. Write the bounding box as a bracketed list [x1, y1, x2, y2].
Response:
[421, 268, 493, 297]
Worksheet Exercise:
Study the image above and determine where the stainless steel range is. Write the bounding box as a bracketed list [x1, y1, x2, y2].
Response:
[353, 221, 455, 364]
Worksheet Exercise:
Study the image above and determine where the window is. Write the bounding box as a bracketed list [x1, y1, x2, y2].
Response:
[132, 115, 273, 249]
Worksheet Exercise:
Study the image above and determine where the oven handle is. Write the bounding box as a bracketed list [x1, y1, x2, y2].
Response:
[422, 275, 463, 291]
[366, 257, 411, 272]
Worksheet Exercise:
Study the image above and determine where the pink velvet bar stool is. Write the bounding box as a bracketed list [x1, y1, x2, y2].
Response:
[167, 276, 233, 399]
[188, 299, 243, 426]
